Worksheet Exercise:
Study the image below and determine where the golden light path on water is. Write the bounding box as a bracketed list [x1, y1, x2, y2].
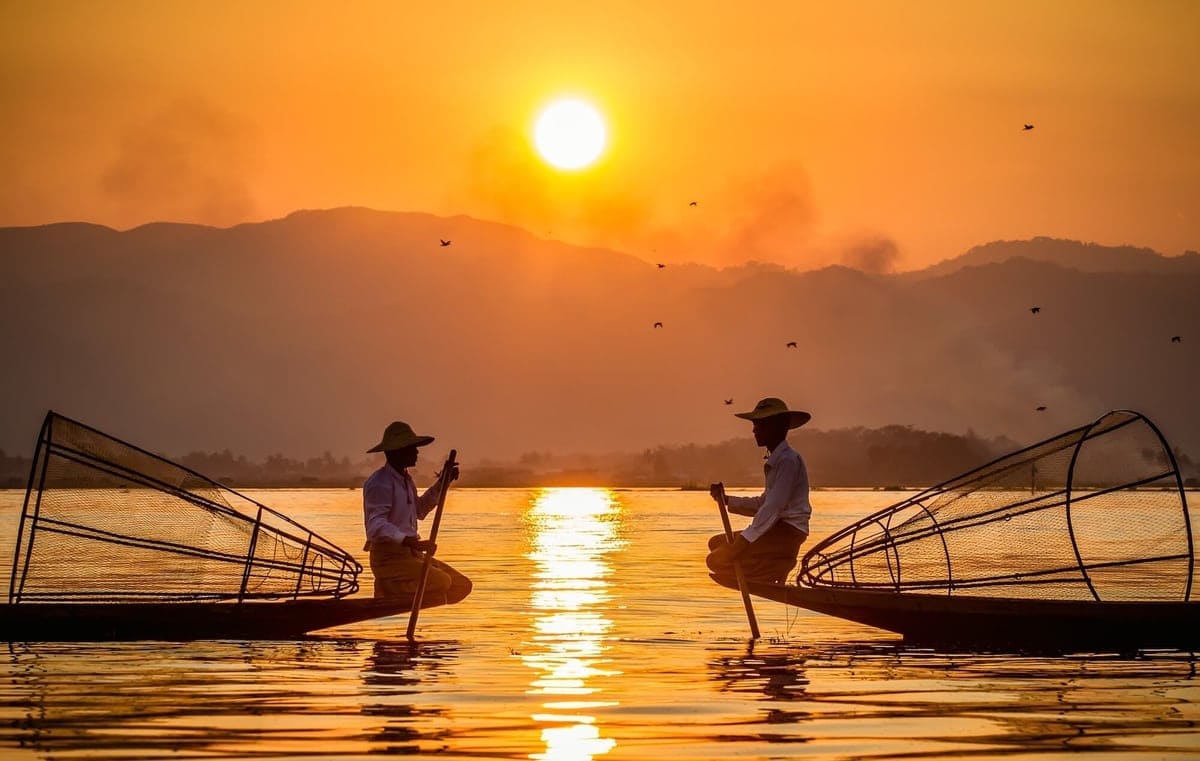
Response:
[522, 488, 624, 761]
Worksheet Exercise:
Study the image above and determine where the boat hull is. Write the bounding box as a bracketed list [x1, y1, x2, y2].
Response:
[1, 569, 472, 641]
[712, 576, 1200, 650]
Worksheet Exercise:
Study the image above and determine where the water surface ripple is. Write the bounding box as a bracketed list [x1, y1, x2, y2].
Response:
[1, 487, 1197, 759]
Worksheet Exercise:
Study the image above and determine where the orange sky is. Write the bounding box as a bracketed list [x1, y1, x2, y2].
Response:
[1, 0, 1196, 271]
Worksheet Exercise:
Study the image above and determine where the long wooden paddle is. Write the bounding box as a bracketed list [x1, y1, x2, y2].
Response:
[714, 482, 761, 639]
[405, 449, 457, 641]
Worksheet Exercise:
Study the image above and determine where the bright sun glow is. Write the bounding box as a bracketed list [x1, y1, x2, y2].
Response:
[534, 99, 607, 171]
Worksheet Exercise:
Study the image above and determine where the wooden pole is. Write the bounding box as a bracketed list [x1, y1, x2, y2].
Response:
[405, 449, 457, 641]
[714, 482, 760, 639]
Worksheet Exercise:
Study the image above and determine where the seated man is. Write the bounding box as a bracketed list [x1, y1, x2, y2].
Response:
[362, 420, 471, 602]
[707, 397, 812, 584]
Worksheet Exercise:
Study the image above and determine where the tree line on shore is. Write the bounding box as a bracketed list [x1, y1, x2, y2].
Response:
[465, 426, 1016, 489]
[2, 424, 1194, 490]
[0, 426, 1026, 489]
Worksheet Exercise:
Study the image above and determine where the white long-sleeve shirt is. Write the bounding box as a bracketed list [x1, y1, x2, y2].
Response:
[362, 463, 444, 550]
[726, 440, 811, 542]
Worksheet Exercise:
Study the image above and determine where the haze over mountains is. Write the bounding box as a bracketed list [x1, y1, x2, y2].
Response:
[1, 208, 1196, 467]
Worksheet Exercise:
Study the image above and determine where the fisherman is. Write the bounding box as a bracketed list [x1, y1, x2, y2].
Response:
[707, 397, 812, 584]
[362, 420, 471, 601]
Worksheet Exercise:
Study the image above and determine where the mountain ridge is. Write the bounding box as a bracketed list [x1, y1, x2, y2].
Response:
[8, 208, 1192, 277]
[915, 235, 1200, 279]
[1, 208, 1195, 467]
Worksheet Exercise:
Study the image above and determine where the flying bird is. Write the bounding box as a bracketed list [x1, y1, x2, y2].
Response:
[656, 263, 666, 269]
[688, 201, 697, 207]
[1023, 124, 1035, 131]
[724, 399, 733, 405]
[1036, 406, 1047, 412]
[1030, 307, 1041, 314]
[439, 239, 451, 247]
[653, 322, 663, 329]
[1172, 335, 1182, 343]
[786, 341, 797, 348]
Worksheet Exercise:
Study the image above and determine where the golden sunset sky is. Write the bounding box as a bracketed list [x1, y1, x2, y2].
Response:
[2, 0, 1196, 270]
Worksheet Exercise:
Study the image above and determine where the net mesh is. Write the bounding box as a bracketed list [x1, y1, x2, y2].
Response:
[800, 410, 1195, 602]
[8, 413, 359, 603]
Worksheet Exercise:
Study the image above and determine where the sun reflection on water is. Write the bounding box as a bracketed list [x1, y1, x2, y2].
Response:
[523, 488, 624, 761]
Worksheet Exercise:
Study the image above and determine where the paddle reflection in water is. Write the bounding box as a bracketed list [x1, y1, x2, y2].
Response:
[706, 646, 814, 742]
[522, 488, 625, 761]
[360, 640, 457, 754]
[709, 645, 812, 699]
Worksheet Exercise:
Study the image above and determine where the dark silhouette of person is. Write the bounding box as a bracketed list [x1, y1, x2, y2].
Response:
[707, 397, 812, 584]
[362, 421, 470, 602]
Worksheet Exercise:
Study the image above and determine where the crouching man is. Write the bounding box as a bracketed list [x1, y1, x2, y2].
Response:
[362, 420, 471, 603]
[707, 397, 812, 584]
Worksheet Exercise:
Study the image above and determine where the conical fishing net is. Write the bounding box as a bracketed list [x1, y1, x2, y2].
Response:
[8, 412, 360, 603]
[800, 411, 1195, 602]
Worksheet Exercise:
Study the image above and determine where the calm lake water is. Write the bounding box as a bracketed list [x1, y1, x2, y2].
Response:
[1, 487, 1198, 759]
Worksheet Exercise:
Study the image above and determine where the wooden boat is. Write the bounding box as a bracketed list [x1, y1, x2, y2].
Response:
[712, 575, 1200, 649]
[714, 410, 1200, 650]
[0, 573, 471, 641]
[3, 412, 470, 641]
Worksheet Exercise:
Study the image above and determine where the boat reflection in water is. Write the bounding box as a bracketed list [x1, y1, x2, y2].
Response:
[522, 488, 624, 761]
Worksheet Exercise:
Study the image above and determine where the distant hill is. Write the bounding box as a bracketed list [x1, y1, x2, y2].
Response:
[913, 236, 1200, 279]
[1, 209, 1196, 478]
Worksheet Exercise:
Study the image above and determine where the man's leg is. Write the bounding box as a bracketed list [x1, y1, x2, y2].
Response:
[369, 544, 427, 599]
[738, 524, 806, 583]
[426, 557, 473, 605]
[370, 545, 474, 604]
[706, 531, 740, 577]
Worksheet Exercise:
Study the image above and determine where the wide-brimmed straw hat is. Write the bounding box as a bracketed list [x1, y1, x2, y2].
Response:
[366, 421, 435, 453]
[734, 397, 811, 429]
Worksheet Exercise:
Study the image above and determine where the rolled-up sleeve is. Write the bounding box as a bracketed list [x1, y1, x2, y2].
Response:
[725, 493, 762, 517]
[363, 478, 405, 544]
[741, 456, 800, 543]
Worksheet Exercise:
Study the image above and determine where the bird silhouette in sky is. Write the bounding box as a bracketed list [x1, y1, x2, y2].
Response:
[439, 239, 451, 247]
[654, 322, 663, 329]
[1031, 306, 1041, 314]
[786, 341, 797, 348]
[1172, 335, 1182, 343]
[1036, 406, 1047, 412]
[1023, 124, 1035, 131]
[656, 263, 666, 269]
[689, 201, 697, 207]
[724, 399, 733, 405]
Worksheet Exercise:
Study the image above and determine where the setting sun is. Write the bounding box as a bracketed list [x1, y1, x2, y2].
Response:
[534, 99, 607, 171]
[2, 3, 1200, 759]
